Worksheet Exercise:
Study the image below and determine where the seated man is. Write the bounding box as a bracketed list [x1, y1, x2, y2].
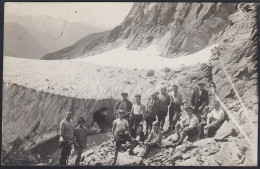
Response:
[138, 121, 162, 157]
[173, 106, 199, 146]
[199, 100, 225, 138]
[129, 123, 146, 155]
[112, 110, 132, 165]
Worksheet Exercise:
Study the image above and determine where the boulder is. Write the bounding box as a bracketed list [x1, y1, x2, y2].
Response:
[214, 121, 237, 141]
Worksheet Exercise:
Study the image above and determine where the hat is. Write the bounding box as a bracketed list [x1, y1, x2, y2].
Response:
[138, 122, 144, 127]
[78, 117, 85, 124]
[161, 87, 167, 90]
[172, 84, 178, 88]
[152, 121, 159, 126]
[185, 106, 194, 112]
[117, 110, 125, 114]
[121, 92, 128, 96]
[135, 94, 141, 98]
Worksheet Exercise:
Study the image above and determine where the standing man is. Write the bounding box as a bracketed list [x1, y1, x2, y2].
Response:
[74, 117, 88, 165]
[145, 93, 159, 136]
[59, 111, 74, 165]
[129, 94, 146, 138]
[168, 85, 184, 131]
[114, 92, 133, 121]
[190, 82, 209, 122]
[112, 110, 131, 165]
[157, 87, 171, 130]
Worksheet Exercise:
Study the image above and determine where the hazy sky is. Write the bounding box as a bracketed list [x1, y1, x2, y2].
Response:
[5, 2, 134, 30]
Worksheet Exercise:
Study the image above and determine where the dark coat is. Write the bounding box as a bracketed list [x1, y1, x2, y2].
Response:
[114, 99, 133, 112]
[191, 88, 209, 110]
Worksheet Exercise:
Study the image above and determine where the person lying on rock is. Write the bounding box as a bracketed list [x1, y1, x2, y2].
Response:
[112, 110, 132, 165]
[114, 92, 132, 120]
[74, 117, 88, 165]
[172, 106, 199, 147]
[129, 123, 146, 155]
[144, 93, 159, 136]
[198, 100, 225, 139]
[129, 94, 146, 138]
[138, 121, 162, 157]
[190, 82, 209, 122]
[157, 87, 171, 130]
[59, 111, 74, 165]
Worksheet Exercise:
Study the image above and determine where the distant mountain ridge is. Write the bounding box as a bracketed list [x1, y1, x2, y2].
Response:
[4, 22, 49, 59]
[4, 15, 105, 59]
[42, 2, 237, 60]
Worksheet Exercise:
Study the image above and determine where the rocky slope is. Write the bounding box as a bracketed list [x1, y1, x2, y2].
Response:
[43, 2, 237, 60]
[4, 22, 49, 59]
[2, 56, 213, 164]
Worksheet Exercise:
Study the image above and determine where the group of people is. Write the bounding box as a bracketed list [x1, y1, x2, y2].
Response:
[112, 82, 226, 164]
[58, 82, 226, 165]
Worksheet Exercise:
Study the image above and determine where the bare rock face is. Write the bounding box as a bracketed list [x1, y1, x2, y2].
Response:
[42, 2, 237, 60]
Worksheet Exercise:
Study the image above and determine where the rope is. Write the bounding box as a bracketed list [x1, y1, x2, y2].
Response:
[214, 94, 254, 146]
[215, 49, 257, 135]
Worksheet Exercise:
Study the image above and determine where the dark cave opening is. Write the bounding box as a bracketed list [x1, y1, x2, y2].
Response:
[92, 107, 114, 132]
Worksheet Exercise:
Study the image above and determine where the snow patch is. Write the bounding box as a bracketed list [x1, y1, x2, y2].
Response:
[75, 44, 218, 70]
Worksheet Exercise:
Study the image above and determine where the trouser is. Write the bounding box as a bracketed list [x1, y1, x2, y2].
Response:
[199, 120, 223, 138]
[157, 111, 167, 130]
[168, 103, 181, 130]
[75, 148, 83, 165]
[59, 141, 72, 165]
[129, 140, 139, 151]
[144, 142, 160, 155]
[175, 123, 198, 143]
[194, 106, 209, 122]
[145, 115, 156, 134]
[114, 132, 132, 164]
[129, 114, 143, 137]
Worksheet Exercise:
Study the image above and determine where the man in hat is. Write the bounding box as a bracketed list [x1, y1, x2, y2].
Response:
[112, 110, 131, 165]
[168, 85, 184, 131]
[114, 92, 133, 120]
[59, 111, 74, 165]
[172, 106, 199, 146]
[145, 93, 159, 136]
[157, 87, 171, 130]
[190, 82, 209, 122]
[129, 94, 146, 138]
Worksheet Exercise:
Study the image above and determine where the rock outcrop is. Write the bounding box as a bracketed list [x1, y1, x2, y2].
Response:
[42, 2, 237, 60]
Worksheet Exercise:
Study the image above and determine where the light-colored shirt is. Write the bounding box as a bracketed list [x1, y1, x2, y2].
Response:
[209, 109, 225, 122]
[170, 91, 183, 105]
[113, 118, 129, 133]
[60, 119, 74, 144]
[74, 126, 88, 149]
[131, 103, 145, 115]
[181, 114, 199, 128]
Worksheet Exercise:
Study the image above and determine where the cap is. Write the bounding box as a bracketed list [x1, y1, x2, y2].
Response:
[152, 121, 159, 126]
[135, 94, 141, 98]
[172, 84, 178, 88]
[78, 117, 86, 124]
[161, 87, 167, 90]
[117, 110, 125, 114]
[121, 92, 128, 96]
[185, 106, 194, 112]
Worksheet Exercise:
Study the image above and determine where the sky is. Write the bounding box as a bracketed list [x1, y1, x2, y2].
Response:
[4, 2, 134, 30]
